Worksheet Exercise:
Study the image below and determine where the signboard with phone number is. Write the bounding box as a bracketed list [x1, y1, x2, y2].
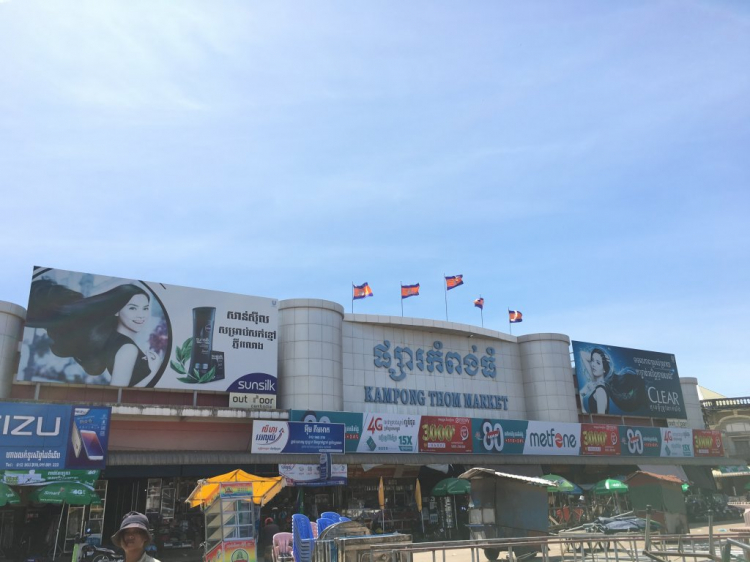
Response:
[0, 402, 111, 470]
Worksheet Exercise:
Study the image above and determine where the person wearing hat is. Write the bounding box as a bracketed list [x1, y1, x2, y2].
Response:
[112, 511, 161, 562]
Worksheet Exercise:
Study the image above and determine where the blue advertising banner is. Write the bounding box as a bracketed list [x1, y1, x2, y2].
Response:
[618, 426, 662, 457]
[289, 410, 364, 453]
[572, 341, 686, 419]
[250, 421, 344, 454]
[471, 418, 528, 454]
[0, 402, 111, 470]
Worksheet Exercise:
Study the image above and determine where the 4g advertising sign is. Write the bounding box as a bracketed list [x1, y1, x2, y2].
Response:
[661, 428, 694, 458]
[418, 416, 472, 453]
[356, 414, 419, 453]
[693, 430, 724, 457]
[581, 424, 620, 456]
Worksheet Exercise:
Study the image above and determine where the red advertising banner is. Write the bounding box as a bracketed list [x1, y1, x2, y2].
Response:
[581, 424, 620, 455]
[693, 430, 724, 457]
[419, 416, 473, 453]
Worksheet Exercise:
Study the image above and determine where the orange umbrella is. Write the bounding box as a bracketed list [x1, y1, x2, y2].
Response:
[415, 479, 422, 513]
[415, 479, 424, 535]
[377, 477, 386, 533]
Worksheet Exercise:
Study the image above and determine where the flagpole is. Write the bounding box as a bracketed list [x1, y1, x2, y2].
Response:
[480, 295, 484, 328]
[401, 282, 404, 317]
[352, 282, 354, 314]
[508, 307, 512, 335]
[443, 273, 449, 321]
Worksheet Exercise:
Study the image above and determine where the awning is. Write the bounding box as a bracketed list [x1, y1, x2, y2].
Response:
[480, 464, 544, 478]
[712, 465, 750, 478]
[638, 464, 688, 481]
[682, 465, 717, 490]
[458, 467, 551, 487]
[186, 469, 284, 508]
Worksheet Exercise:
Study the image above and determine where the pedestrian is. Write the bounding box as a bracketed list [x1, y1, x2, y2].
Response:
[111, 512, 160, 562]
[259, 516, 280, 562]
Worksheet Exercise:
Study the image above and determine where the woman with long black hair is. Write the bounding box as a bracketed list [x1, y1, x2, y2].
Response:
[26, 279, 161, 387]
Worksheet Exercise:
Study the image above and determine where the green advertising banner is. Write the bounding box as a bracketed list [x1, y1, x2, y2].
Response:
[1, 469, 100, 486]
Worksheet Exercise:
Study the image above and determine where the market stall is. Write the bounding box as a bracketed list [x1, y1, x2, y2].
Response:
[187, 470, 285, 562]
[626, 471, 687, 534]
[459, 468, 550, 561]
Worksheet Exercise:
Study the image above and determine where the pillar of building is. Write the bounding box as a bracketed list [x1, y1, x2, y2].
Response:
[277, 299, 345, 411]
[518, 333, 579, 423]
[679, 377, 705, 429]
[0, 301, 26, 398]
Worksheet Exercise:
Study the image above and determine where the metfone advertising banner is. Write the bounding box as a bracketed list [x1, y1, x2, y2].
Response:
[250, 421, 344, 454]
[278, 463, 348, 487]
[471, 418, 528, 454]
[581, 424, 620, 456]
[0, 402, 111, 470]
[693, 430, 724, 457]
[618, 426, 662, 457]
[572, 341, 686, 419]
[418, 416, 473, 453]
[356, 414, 420, 453]
[660, 428, 694, 458]
[289, 410, 364, 453]
[17, 267, 278, 397]
[523, 421, 580, 456]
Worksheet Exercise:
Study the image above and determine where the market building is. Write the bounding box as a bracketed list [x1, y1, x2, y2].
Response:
[0, 267, 737, 558]
[701, 394, 750, 497]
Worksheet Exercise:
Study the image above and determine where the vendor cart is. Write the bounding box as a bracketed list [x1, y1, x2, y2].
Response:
[186, 469, 285, 562]
[459, 468, 551, 561]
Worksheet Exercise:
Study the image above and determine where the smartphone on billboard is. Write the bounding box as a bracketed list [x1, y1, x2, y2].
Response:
[71, 424, 83, 458]
[80, 430, 104, 461]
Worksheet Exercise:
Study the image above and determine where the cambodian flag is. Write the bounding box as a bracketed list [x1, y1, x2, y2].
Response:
[401, 283, 420, 299]
[509, 310, 523, 323]
[445, 275, 464, 290]
[353, 283, 373, 300]
[474, 297, 484, 310]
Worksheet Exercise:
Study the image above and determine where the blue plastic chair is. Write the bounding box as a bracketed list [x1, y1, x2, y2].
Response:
[316, 517, 335, 535]
[292, 514, 314, 562]
[321, 512, 341, 523]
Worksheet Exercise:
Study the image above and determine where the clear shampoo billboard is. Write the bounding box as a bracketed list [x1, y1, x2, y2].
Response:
[17, 267, 278, 395]
[572, 341, 686, 419]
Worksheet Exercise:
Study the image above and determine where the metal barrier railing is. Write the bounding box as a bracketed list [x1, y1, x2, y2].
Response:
[355, 531, 750, 562]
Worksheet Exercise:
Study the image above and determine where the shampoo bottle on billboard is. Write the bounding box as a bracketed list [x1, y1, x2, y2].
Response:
[189, 307, 216, 377]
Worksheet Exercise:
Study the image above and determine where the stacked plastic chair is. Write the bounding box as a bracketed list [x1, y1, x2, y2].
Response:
[316, 517, 335, 535]
[320, 512, 341, 523]
[272, 532, 293, 562]
[291, 514, 314, 562]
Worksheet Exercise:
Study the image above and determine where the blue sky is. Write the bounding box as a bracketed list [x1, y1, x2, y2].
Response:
[1, 1, 748, 396]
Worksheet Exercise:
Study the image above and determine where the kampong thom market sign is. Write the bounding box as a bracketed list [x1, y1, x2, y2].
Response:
[572, 341, 686, 419]
[17, 267, 278, 404]
[290, 409, 724, 458]
[371, 341, 508, 411]
[0, 402, 111, 470]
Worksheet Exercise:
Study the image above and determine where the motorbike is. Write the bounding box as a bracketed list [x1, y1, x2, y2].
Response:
[73, 533, 123, 562]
